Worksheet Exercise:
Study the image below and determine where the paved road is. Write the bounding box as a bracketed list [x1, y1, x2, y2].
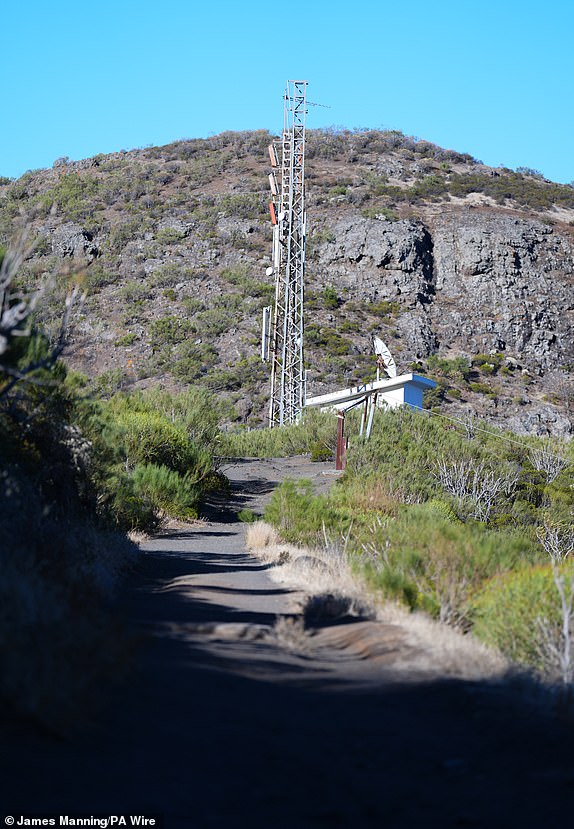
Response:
[2, 457, 574, 827]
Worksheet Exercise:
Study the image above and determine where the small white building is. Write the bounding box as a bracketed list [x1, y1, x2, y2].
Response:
[305, 373, 436, 412]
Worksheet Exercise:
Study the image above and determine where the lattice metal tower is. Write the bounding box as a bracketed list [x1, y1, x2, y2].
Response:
[264, 80, 308, 427]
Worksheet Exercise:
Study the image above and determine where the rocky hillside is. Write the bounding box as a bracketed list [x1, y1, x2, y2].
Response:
[1, 129, 573, 434]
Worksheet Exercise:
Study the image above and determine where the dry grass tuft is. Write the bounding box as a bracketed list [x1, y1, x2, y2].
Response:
[376, 603, 508, 680]
[246, 520, 280, 551]
[128, 529, 151, 545]
[248, 522, 507, 682]
[247, 523, 367, 599]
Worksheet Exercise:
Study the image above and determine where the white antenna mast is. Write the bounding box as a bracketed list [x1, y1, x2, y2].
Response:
[265, 80, 307, 427]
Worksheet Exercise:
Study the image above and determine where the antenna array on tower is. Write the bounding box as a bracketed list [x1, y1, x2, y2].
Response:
[264, 80, 308, 427]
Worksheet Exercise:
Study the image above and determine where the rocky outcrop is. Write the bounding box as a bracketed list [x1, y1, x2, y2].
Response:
[505, 405, 572, 437]
[430, 210, 574, 370]
[319, 216, 434, 307]
[49, 222, 99, 261]
[318, 210, 574, 372]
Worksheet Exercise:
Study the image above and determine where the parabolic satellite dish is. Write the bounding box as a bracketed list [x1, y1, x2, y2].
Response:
[373, 336, 397, 379]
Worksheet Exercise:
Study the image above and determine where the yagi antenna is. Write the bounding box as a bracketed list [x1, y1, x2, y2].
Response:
[373, 336, 397, 380]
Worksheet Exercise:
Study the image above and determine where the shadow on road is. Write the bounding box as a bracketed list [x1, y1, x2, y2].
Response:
[2, 459, 574, 828]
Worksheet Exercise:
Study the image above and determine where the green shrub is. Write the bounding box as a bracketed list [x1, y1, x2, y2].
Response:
[237, 508, 258, 523]
[84, 263, 116, 290]
[369, 505, 535, 625]
[81, 387, 224, 527]
[218, 192, 266, 219]
[264, 479, 342, 543]
[107, 219, 147, 252]
[310, 441, 333, 462]
[120, 280, 149, 302]
[322, 286, 339, 309]
[221, 267, 274, 302]
[114, 332, 138, 347]
[131, 463, 200, 519]
[220, 410, 337, 458]
[110, 409, 213, 482]
[139, 386, 222, 450]
[149, 315, 192, 348]
[469, 381, 495, 396]
[364, 299, 401, 317]
[99, 464, 158, 529]
[42, 172, 102, 220]
[306, 325, 352, 356]
[423, 385, 446, 409]
[148, 264, 197, 288]
[90, 369, 128, 397]
[472, 353, 503, 373]
[113, 410, 191, 471]
[426, 354, 471, 381]
[171, 341, 218, 382]
[361, 207, 400, 221]
[365, 166, 574, 210]
[472, 563, 574, 674]
[156, 227, 186, 245]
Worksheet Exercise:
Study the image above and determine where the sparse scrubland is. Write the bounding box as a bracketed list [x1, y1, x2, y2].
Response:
[239, 408, 574, 685]
[1, 128, 572, 435]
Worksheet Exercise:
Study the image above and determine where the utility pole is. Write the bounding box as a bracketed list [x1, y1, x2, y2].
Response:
[263, 80, 307, 427]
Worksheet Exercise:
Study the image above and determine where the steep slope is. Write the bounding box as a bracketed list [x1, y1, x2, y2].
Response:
[0, 129, 572, 434]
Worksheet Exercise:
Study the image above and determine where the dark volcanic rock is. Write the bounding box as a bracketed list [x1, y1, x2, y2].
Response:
[319, 216, 434, 307]
[318, 210, 574, 377]
[49, 222, 99, 261]
[430, 211, 574, 370]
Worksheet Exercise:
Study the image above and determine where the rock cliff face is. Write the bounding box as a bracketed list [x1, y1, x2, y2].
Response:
[318, 210, 574, 373]
[430, 211, 574, 371]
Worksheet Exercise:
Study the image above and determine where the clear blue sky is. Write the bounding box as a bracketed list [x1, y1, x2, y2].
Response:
[2, 0, 573, 183]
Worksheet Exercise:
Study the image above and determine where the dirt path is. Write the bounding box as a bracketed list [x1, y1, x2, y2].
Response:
[2, 457, 574, 827]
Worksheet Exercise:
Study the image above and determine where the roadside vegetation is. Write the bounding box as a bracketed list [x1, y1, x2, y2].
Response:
[0, 245, 226, 726]
[220, 408, 337, 460]
[230, 407, 574, 685]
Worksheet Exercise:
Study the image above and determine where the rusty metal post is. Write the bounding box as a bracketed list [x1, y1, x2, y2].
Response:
[336, 411, 346, 470]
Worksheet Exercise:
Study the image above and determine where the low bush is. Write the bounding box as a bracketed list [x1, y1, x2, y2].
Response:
[155, 227, 186, 245]
[220, 410, 337, 458]
[472, 562, 574, 676]
[265, 479, 342, 542]
[322, 286, 339, 309]
[112, 409, 199, 473]
[426, 354, 471, 382]
[81, 387, 224, 529]
[149, 315, 193, 348]
[131, 463, 201, 520]
[259, 408, 573, 672]
[360, 505, 536, 626]
[263, 472, 538, 627]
